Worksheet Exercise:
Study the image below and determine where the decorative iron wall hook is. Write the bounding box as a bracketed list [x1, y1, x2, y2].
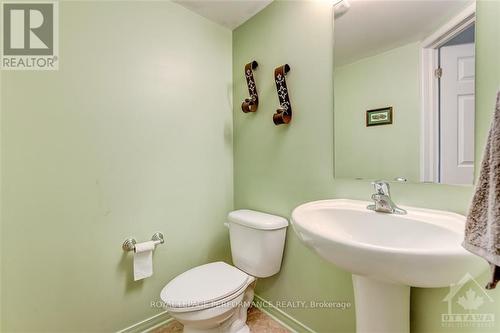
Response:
[241, 61, 259, 113]
[273, 64, 292, 125]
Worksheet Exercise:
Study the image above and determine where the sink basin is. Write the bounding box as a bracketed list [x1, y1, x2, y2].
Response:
[292, 199, 484, 287]
[291, 199, 486, 333]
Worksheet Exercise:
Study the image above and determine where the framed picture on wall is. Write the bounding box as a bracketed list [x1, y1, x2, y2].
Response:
[366, 107, 393, 127]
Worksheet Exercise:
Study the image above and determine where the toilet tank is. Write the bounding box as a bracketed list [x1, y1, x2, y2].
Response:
[227, 209, 288, 278]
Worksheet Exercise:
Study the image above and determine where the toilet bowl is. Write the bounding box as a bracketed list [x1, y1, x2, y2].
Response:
[160, 210, 288, 333]
[161, 262, 256, 333]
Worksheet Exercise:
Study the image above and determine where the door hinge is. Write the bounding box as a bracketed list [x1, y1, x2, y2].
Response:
[435, 67, 442, 78]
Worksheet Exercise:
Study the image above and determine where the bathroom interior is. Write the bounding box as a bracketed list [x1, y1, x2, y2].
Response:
[1, 0, 500, 332]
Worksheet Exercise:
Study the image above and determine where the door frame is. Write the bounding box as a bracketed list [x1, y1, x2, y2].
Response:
[420, 3, 476, 182]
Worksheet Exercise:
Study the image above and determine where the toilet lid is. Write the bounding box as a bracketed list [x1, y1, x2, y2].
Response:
[160, 262, 250, 309]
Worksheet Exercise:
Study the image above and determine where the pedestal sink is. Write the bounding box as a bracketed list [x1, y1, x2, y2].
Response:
[291, 199, 486, 333]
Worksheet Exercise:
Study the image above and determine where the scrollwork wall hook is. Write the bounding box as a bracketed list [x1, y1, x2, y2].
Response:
[241, 61, 259, 113]
[273, 64, 292, 125]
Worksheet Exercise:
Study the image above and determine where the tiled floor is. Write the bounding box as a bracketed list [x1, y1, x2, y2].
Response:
[154, 306, 289, 333]
[246, 306, 289, 333]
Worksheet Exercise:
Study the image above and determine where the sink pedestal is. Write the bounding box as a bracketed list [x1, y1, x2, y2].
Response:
[292, 200, 486, 333]
[352, 275, 410, 333]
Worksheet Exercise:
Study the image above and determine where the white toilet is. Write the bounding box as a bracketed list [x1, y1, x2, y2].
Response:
[160, 209, 288, 333]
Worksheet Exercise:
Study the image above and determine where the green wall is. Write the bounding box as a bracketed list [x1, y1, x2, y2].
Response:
[1, 0, 499, 332]
[475, 0, 500, 168]
[233, 1, 500, 332]
[334, 42, 420, 181]
[0, 1, 232, 331]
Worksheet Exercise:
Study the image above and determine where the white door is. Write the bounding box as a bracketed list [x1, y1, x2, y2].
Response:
[439, 43, 475, 185]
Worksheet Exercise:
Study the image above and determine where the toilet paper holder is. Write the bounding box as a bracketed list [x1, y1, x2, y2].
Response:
[122, 232, 165, 252]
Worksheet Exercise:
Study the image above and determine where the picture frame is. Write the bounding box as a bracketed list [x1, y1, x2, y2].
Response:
[366, 107, 393, 127]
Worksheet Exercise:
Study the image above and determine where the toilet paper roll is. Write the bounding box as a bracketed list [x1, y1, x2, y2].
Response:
[133, 241, 155, 281]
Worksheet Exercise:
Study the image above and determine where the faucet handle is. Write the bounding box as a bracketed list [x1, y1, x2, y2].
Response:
[372, 180, 391, 196]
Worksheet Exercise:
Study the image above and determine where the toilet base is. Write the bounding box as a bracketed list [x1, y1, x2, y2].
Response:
[235, 325, 250, 333]
[183, 324, 249, 333]
[174, 280, 256, 333]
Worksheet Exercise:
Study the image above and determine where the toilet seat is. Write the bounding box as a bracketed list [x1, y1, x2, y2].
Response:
[161, 262, 252, 312]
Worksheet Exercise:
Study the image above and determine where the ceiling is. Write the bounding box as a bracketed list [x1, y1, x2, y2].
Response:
[175, 0, 474, 64]
[174, 0, 273, 30]
[334, 0, 474, 67]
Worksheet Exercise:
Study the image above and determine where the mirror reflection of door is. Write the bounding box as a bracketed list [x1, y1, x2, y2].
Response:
[439, 26, 475, 185]
[333, 0, 476, 185]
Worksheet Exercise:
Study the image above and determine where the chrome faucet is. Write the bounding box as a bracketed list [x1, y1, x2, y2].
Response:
[367, 180, 407, 214]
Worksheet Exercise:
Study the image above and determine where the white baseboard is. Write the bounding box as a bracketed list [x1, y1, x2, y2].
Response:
[117, 311, 173, 333]
[117, 295, 315, 333]
[253, 294, 317, 333]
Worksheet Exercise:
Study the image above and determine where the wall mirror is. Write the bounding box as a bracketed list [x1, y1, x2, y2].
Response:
[333, 0, 476, 185]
